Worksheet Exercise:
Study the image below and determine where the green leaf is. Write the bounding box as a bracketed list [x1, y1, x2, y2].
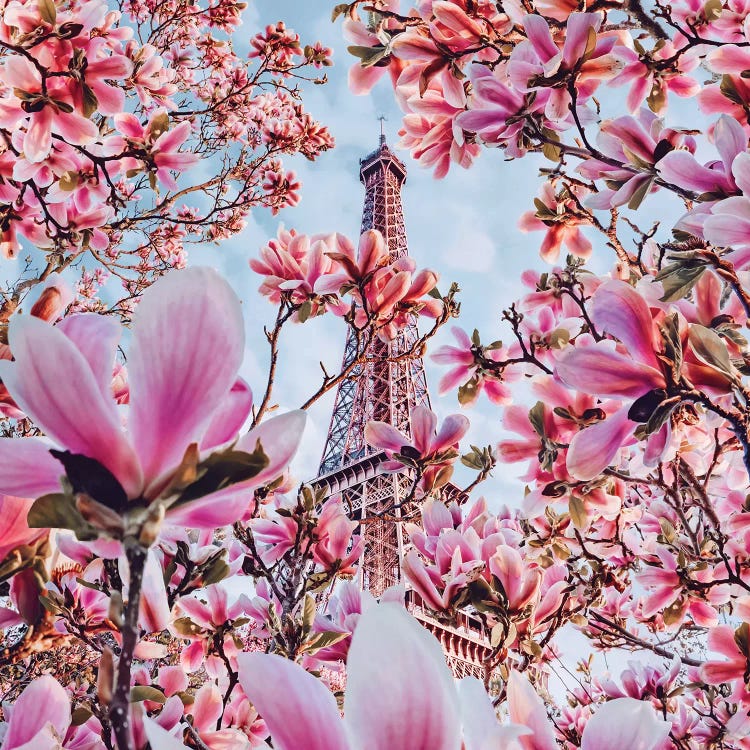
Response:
[346, 45, 388, 68]
[81, 84, 98, 118]
[627, 176, 654, 211]
[71, 706, 93, 726]
[27, 493, 90, 533]
[172, 443, 269, 507]
[457, 378, 478, 406]
[703, 0, 723, 20]
[688, 324, 737, 381]
[646, 84, 666, 114]
[201, 558, 230, 586]
[721, 75, 743, 105]
[148, 111, 170, 140]
[568, 495, 587, 530]
[660, 312, 683, 379]
[656, 263, 705, 303]
[172, 616, 203, 637]
[302, 593, 316, 635]
[307, 630, 349, 653]
[528, 402, 546, 438]
[130, 686, 166, 704]
[298, 300, 313, 323]
[38, 0, 56, 24]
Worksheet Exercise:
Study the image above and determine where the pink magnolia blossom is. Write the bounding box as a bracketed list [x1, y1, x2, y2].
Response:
[238, 603, 463, 750]
[0, 675, 71, 750]
[431, 327, 515, 405]
[519, 181, 593, 262]
[365, 405, 469, 464]
[555, 280, 666, 479]
[0, 267, 306, 531]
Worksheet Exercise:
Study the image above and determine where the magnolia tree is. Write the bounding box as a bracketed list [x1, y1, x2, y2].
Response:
[1, 0, 750, 748]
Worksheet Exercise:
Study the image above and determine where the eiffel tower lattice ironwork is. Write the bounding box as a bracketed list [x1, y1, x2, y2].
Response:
[313, 134, 490, 680]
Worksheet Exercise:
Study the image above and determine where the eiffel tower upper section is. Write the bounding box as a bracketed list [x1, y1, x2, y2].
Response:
[317, 134, 430, 478]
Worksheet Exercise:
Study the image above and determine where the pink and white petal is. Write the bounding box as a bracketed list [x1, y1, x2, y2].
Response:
[0, 607, 25, 628]
[200, 378, 253, 451]
[0, 316, 141, 496]
[657, 150, 731, 194]
[591, 281, 659, 369]
[580, 698, 671, 750]
[53, 110, 99, 145]
[364, 420, 411, 452]
[143, 716, 190, 750]
[237, 652, 349, 750]
[0, 437, 63, 498]
[411, 405, 438, 454]
[191, 684, 223, 732]
[56, 314, 121, 400]
[506, 671, 558, 750]
[236, 410, 307, 487]
[165, 486, 253, 530]
[705, 217, 750, 250]
[139, 549, 171, 633]
[522, 15, 561, 72]
[733, 152, 750, 195]
[128, 267, 244, 494]
[432, 414, 470, 453]
[555, 342, 665, 398]
[561, 13, 601, 67]
[349, 64, 385, 95]
[459, 677, 513, 750]
[714, 115, 747, 172]
[567, 408, 636, 481]
[344, 603, 461, 750]
[24, 108, 53, 163]
[2, 675, 70, 750]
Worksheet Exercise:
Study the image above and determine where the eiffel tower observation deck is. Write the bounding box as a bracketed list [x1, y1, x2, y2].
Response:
[313, 132, 490, 679]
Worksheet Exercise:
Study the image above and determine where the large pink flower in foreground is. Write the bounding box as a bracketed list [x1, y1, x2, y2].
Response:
[0, 675, 71, 750]
[238, 603, 463, 750]
[0, 266, 306, 529]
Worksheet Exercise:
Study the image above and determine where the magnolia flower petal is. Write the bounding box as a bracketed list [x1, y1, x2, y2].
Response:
[139, 549, 171, 633]
[0, 315, 141, 496]
[364, 420, 411, 452]
[580, 698, 671, 750]
[56, 313, 121, 400]
[236, 410, 307, 487]
[432, 413, 470, 453]
[143, 716, 190, 750]
[165, 487, 253, 529]
[200, 378, 254, 451]
[237, 652, 349, 750]
[345, 603, 461, 750]
[0, 437, 63, 498]
[567, 408, 636, 481]
[590, 281, 659, 369]
[411, 405, 439, 454]
[555, 342, 665, 399]
[2, 676, 70, 750]
[506, 671, 558, 750]
[128, 267, 245, 493]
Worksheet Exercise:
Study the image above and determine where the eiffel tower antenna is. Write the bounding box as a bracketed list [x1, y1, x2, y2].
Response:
[377, 114, 387, 145]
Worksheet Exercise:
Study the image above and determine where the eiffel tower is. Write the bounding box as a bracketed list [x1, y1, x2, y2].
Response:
[312, 131, 489, 679]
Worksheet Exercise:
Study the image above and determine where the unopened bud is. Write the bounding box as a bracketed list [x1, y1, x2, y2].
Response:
[97, 647, 115, 706]
[108, 590, 123, 627]
[138, 503, 165, 547]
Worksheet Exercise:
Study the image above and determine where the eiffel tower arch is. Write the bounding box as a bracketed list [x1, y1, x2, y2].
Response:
[313, 134, 490, 679]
